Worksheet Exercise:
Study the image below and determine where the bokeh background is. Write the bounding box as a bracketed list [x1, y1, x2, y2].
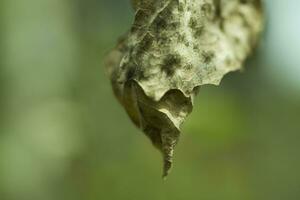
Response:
[0, 0, 300, 200]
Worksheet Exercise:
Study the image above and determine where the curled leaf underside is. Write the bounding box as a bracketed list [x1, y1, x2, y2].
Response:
[106, 0, 263, 178]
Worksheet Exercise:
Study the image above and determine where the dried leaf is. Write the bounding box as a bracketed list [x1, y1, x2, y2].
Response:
[106, 0, 263, 178]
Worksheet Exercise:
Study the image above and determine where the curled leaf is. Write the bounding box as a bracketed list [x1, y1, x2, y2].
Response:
[106, 0, 263, 178]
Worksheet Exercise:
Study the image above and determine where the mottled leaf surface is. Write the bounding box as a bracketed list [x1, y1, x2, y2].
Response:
[106, 0, 263, 178]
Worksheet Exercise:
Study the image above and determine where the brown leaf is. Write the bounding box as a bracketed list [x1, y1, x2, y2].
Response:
[106, 0, 264, 178]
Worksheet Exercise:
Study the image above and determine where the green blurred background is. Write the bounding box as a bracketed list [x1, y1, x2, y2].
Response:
[0, 0, 300, 200]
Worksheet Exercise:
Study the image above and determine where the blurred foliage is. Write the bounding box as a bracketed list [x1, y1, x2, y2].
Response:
[0, 0, 300, 200]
